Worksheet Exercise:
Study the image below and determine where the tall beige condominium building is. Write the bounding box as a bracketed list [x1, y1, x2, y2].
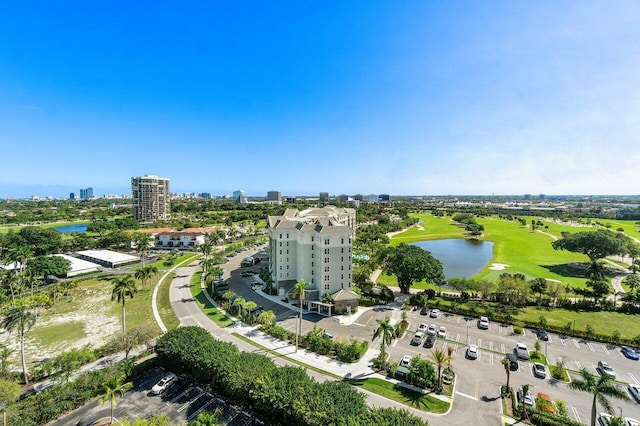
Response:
[267, 206, 356, 299]
[131, 175, 170, 222]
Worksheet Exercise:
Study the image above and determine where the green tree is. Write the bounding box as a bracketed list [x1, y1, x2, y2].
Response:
[383, 243, 444, 294]
[100, 375, 133, 425]
[407, 356, 436, 389]
[501, 356, 511, 391]
[530, 278, 547, 303]
[586, 260, 607, 282]
[569, 368, 630, 426]
[25, 255, 72, 279]
[257, 310, 276, 329]
[111, 275, 137, 338]
[1, 306, 36, 384]
[372, 316, 396, 366]
[0, 344, 12, 377]
[292, 280, 308, 352]
[552, 230, 634, 262]
[131, 232, 154, 266]
[189, 410, 220, 426]
[0, 377, 21, 425]
[429, 348, 450, 390]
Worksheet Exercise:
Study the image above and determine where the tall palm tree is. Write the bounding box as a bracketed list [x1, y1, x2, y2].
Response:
[429, 348, 450, 389]
[1, 306, 36, 384]
[257, 310, 276, 329]
[372, 317, 396, 366]
[1, 270, 17, 302]
[232, 297, 246, 317]
[569, 368, 630, 426]
[199, 243, 213, 262]
[134, 268, 150, 290]
[501, 356, 511, 392]
[586, 260, 606, 282]
[145, 265, 158, 289]
[111, 275, 137, 338]
[292, 280, 308, 352]
[5, 247, 32, 275]
[131, 233, 153, 266]
[244, 301, 257, 322]
[99, 376, 133, 425]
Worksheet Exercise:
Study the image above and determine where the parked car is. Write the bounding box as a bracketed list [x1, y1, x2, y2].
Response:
[151, 373, 178, 395]
[622, 346, 640, 360]
[514, 343, 530, 360]
[430, 309, 440, 318]
[536, 329, 549, 341]
[517, 387, 534, 406]
[163, 380, 186, 399]
[437, 326, 447, 338]
[411, 332, 425, 346]
[629, 383, 640, 402]
[420, 307, 430, 315]
[478, 316, 489, 329]
[598, 360, 616, 379]
[426, 324, 437, 336]
[416, 323, 428, 334]
[466, 345, 478, 360]
[598, 413, 612, 426]
[423, 335, 436, 348]
[506, 353, 519, 371]
[399, 355, 412, 368]
[625, 417, 640, 426]
[533, 363, 547, 379]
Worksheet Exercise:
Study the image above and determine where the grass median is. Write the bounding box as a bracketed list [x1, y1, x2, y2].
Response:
[189, 270, 234, 328]
[346, 377, 450, 413]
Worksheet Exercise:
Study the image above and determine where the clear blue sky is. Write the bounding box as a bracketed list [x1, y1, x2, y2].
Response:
[1, 2, 640, 198]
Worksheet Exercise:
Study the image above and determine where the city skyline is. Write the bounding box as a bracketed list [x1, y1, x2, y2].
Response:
[2, 2, 640, 198]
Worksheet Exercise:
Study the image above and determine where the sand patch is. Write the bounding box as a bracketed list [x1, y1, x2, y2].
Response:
[489, 263, 510, 270]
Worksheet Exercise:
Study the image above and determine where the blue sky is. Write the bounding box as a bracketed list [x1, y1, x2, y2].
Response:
[1, 2, 640, 198]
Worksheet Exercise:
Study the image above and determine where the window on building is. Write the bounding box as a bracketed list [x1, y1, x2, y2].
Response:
[279, 242, 282, 247]
[324, 238, 330, 245]
[287, 242, 289, 246]
[311, 262, 314, 267]
[279, 250, 282, 255]
[324, 248, 329, 254]
[341, 248, 344, 253]
[349, 237, 352, 243]
[312, 278, 315, 284]
[341, 265, 343, 271]
[324, 283, 329, 290]
[341, 283, 344, 289]
[341, 238, 344, 244]
[325, 257, 329, 263]
[311, 253, 314, 258]
[287, 265, 289, 270]
[349, 273, 351, 279]
[286, 250, 289, 254]
[312, 245, 314, 251]
[341, 257, 344, 262]
[311, 236, 314, 242]
[325, 275, 329, 281]
[286, 233, 289, 238]
[325, 266, 329, 272]
[279, 265, 282, 270]
[279, 234, 282, 239]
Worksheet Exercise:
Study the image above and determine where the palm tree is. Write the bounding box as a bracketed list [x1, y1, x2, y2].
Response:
[131, 232, 153, 266]
[586, 260, 606, 282]
[99, 376, 133, 425]
[134, 268, 150, 290]
[145, 265, 158, 289]
[199, 243, 213, 263]
[5, 246, 32, 274]
[372, 316, 396, 366]
[244, 301, 257, 322]
[1, 270, 17, 302]
[257, 310, 276, 329]
[232, 297, 246, 317]
[1, 306, 36, 384]
[292, 280, 308, 352]
[111, 275, 137, 338]
[190, 410, 221, 426]
[429, 348, 450, 389]
[501, 356, 511, 392]
[569, 368, 630, 426]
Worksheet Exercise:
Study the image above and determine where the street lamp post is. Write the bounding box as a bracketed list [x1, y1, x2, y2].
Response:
[466, 319, 470, 345]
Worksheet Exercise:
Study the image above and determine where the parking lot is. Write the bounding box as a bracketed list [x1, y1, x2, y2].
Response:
[51, 367, 265, 426]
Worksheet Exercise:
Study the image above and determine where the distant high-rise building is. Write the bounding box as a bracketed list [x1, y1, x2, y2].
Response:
[366, 194, 379, 203]
[379, 194, 390, 201]
[233, 190, 248, 204]
[285, 196, 297, 203]
[131, 175, 170, 222]
[267, 191, 282, 205]
[200, 193, 212, 199]
[354, 194, 363, 201]
[80, 187, 93, 200]
[69, 192, 76, 200]
[339, 194, 349, 203]
[319, 192, 329, 202]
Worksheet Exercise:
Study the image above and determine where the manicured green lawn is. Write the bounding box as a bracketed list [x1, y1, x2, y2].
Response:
[29, 321, 86, 346]
[157, 272, 180, 330]
[347, 377, 450, 413]
[146, 253, 198, 270]
[516, 306, 639, 340]
[189, 270, 234, 327]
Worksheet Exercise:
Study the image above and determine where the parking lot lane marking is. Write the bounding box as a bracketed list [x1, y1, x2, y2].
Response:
[560, 337, 567, 347]
[477, 338, 482, 348]
[489, 341, 493, 351]
[455, 391, 478, 401]
[574, 361, 582, 370]
[456, 333, 461, 343]
[600, 344, 610, 355]
[587, 342, 596, 352]
[501, 344, 506, 354]
[573, 339, 581, 349]
[547, 335, 553, 344]
[571, 407, 581, 424]
[187, 394, 216, 420]
[457, 316, 462, 324]
[177, 390, 205, 413]
[629, 373, 639, 385]
[591, 364, 599, 375]
[391, 338, 399, 347]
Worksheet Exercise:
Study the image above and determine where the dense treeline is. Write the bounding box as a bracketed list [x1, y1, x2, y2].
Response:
[155, 326, 429, 426]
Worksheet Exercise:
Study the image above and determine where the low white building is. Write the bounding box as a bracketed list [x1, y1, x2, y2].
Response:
[54, 254, 101, 277]
[154, 231, 205, 249]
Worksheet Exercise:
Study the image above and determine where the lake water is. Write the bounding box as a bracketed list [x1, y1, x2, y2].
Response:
[410, 239, 494, 279]
[54, 224, 89, 234]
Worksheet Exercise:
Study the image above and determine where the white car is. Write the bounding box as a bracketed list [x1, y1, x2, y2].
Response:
[514, 343, 530, 360]
[598, 413, 612, 426]
[437, 326, 446, 338]
[426, 324, 437, 336]
[399, 355, 412, 368]
[629, 383, 640, 402]
[598, 361, 616, 379]
[411, 332, 425, 346]
[416, 323, 428, 333]
[625, 418, 640, 426]
[466, 345, 478, 360]
[479, 316, 489, 329]
[251, 284, 264, 291]
[430, 309, 440, 318]
[151, 373, 177, 395]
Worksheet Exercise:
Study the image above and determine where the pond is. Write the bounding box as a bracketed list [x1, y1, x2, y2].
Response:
[54, 224, 89, 234]
[410, 239, 494, 279]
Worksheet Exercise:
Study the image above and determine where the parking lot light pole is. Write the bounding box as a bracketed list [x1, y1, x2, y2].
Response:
[466, 319, 470, 346]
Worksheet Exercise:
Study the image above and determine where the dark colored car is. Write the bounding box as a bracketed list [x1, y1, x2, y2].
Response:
[420, 307, 429, 315]
[423, 335, 436, 348]
[621, 346, 640, 360]
[163, 380, 186, 399]
[536, 329, 549, 341]
[506, 353, 519, 371]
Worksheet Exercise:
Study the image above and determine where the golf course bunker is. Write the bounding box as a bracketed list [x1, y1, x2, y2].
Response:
[411, 239, 494, 279]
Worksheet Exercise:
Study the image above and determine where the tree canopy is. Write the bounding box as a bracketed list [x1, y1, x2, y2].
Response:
[552, 230, 636, 261]
[383, 243, 444, 294]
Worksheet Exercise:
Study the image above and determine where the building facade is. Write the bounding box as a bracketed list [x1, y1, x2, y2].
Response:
[79, 187, 94, 200]
[267, 206, 357, 300]
[131, 175, 170, 222]
[233, 190, 248, 204]
[155, 231, 205, 249]
[267, 190, 282, 204]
